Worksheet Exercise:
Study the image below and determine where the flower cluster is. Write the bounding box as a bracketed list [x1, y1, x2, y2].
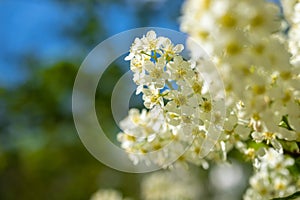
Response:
[244, 148, 298, 200]
[90, 169, 200, 200]
[179, 0, 300, 198]
[181, 0, 300, 152]
[282, 0, 300, 66]
[141, 169, 201, 200]
[118, 30, 227, 168]
[116, 0, 300, 199]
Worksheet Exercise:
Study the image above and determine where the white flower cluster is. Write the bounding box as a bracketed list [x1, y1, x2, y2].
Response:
[90, 170, 200, 200]
[244, 148, 298, 200]
[181, 0, 300, 149]
[179, 0, 300, 198]
[282, 0, 300, 66]
[141, 169, 201, 200]
[118, 30, 227, 168]
[90, 189, 124, 200]
[116, 0, 300, 199]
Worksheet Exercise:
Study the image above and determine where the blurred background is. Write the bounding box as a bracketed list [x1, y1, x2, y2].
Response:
[0, 0, 254, 199]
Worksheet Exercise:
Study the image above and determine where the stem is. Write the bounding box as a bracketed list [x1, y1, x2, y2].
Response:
[153, 51, 158, 62]
[166, 81, 174, 90]
[141, 51, 152, 57]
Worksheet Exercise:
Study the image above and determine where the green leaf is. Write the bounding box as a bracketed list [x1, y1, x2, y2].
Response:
[278, 115, 295, 131]
[280, 140, 300, 154]
[288, 157, 300, 176]
[271, 191, 300, 200]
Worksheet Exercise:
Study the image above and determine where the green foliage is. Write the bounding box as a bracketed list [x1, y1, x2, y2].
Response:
[0, 58, 142, 199]
[279, 115, 295, 131]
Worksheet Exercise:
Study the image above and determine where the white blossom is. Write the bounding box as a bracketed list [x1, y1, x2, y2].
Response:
[90, 189, 123, 200]
[116, 0, 300, 197]
[141, 169, 201, 200]
[244, 148, 297, 200]
[118, 31, 224, 168]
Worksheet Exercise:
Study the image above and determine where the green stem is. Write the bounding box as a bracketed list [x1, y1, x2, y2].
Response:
[141, 51, 151, 57]
[166, 81, 174, 90]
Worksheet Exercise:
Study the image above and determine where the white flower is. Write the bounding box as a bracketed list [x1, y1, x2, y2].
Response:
[143, 57, 168, 89]
[251, 130, 283, 153]
[90, 189, 123, 200]
[167, 56, 194, 82]
[161, 38, 184, 60]
[142, 86, 164, 109]
[141, 170, 201, 200]
[141, 30, 166, 52]
[125, 30, 166, 61]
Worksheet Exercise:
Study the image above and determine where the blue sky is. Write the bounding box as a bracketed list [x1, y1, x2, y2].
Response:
[0, 1, 73, 86]
[0, 0, 183, 87]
